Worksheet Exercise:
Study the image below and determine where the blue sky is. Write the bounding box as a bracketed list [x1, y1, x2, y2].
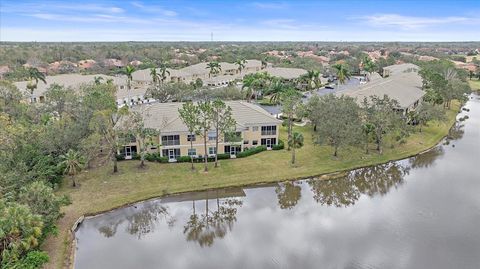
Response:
[1, 0, 479, 41]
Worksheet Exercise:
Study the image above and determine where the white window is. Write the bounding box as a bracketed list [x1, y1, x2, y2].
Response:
[208, 132, 217, 141]
[188, 148, 197, 156]
[187, 134, 196, 142]
[252, 126, 259, 132]
[208, 147, 217, 155]
[252, 140, 258, 145]
[243, 140, 249, 145]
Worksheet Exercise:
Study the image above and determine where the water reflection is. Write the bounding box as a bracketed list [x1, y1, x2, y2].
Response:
[98, 203, 174, 239]
[409, 146, 444, 169]
[183, 195, 243, 247]
[308, 162, 409, 207]
[275, 182, 302, 209]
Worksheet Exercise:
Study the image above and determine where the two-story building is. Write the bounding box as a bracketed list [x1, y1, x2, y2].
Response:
[119, 101, 282, 161]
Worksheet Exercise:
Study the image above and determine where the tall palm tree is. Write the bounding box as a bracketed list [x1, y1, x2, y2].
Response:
[288, 132, 304, 165]
[266, 78, 286, 104]
[261, 58, 268, 70]
[26, 67, 47, 101]
[125, 65, 135, 105]
[362, 57, 377, 81]
[304, 70, 321, 91]
[158, 63, 170, 84]
[332, 63, 350, 89]
[59, 149, 84, 187]
[150, 67, 161, 86]
[234, 59, 246, 73]
[206, 62, 221, 78]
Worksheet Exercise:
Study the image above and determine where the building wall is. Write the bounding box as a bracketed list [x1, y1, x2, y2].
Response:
[121, 123, 280, 159]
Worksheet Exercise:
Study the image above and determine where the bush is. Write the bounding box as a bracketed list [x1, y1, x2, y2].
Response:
[177, 156, 192, 163]
[115, 154, 125, 161]
[216, 153, 231, 160]
[236, 146, 267, 158]
[132, 152, 141, 160]
[17, 251, 49, 269]
[272, 139, 284, 150]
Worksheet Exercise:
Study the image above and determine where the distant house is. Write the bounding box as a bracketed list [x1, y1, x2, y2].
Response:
[119, 101, 282, 161]
[0, 65, 10, 78]
[131, 59, 301, 88]
[339, 63, 425, 114]
[14, 74, 128, 104]
[78, 59, 97, 70]
[104, 58, 124, 69]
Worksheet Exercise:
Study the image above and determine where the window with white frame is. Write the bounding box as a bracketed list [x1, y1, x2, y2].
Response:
[252, 126, 259, 132]
[252, 140, 258, 145]
[208, 147, 217, 155]
[208, 132, 217, 141]
[188, 148, 197, 156]
[187, 134, 196, 142]
[261, 125, 277, 135]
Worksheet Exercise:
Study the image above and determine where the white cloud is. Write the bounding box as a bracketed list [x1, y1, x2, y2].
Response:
[130, 1, 177, 17]
[361, 14, 477, 29]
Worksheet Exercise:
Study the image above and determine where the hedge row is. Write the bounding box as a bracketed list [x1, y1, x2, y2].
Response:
[116, 139, 284, 162]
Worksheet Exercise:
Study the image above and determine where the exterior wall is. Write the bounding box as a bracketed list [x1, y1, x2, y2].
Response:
[120, 123, 280, 160]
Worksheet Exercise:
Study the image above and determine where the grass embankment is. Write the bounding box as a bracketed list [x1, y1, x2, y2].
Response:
[469, 79, 480, 93]
[44, 101, 460, 269]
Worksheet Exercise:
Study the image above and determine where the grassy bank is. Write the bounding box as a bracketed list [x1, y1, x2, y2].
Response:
[44, 101, 460, 269]
[469, 79, 480, 92]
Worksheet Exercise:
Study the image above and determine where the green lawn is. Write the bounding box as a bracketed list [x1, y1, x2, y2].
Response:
[44, 101, 460, 269]
[469, 79, 480, 92]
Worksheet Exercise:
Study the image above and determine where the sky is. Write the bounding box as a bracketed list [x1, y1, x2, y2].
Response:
[1, 0, 479, 42]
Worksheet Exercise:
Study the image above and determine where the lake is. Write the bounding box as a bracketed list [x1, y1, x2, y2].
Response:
[75, 94, 480, 269]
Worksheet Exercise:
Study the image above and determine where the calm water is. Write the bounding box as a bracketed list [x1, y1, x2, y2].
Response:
[75, 95, 480, 269]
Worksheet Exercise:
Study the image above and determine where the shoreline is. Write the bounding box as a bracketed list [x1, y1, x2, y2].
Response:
[49, 102, 463, 269]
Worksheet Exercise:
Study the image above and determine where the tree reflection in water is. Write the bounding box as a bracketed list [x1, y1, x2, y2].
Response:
[275, 182, 302, 209]
[308, 162, 410, 207]
[409, 146, 444, 169]
[98, 203, 175, 239]
[183, 191, 243, 247]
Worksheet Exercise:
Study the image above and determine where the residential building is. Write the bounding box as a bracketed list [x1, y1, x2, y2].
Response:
[119, 101, 282, 161]
[13, 74, 129, 104]
[339, 63, 425, 114]
[130, 59, 305, 88]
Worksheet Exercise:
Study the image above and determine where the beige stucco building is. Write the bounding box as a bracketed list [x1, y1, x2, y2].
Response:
[120, 101, 282, 161]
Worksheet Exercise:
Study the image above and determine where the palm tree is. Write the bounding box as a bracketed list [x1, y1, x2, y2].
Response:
[94, 76, 104, 85]
[362, 57, 377, 81]
[288, 132, 304, 165]
[266, 78, 286, 104]
[26, 67, 46, 101]
[150, 68, 161, 86]
[234, 59, 246, 74]
[304, 70, 321, 91]
[206, 62, 221, 78]
[261, 58, 268, 70]
[59, 149, 84, 187]
[125, 65, 135, 105]
[332, 63, 350, 89]
[158, 63, 170, 83]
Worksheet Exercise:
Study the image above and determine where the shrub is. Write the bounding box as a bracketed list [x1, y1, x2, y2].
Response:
[177, 156, 192, 163]
[237, 146, 267, 158]
[132, 153, 140, 160]
[272, 139, 284, 150]
[115, 154, 125, 161]
[18, 251, 49, 269]
[216, 153, 231, 160]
